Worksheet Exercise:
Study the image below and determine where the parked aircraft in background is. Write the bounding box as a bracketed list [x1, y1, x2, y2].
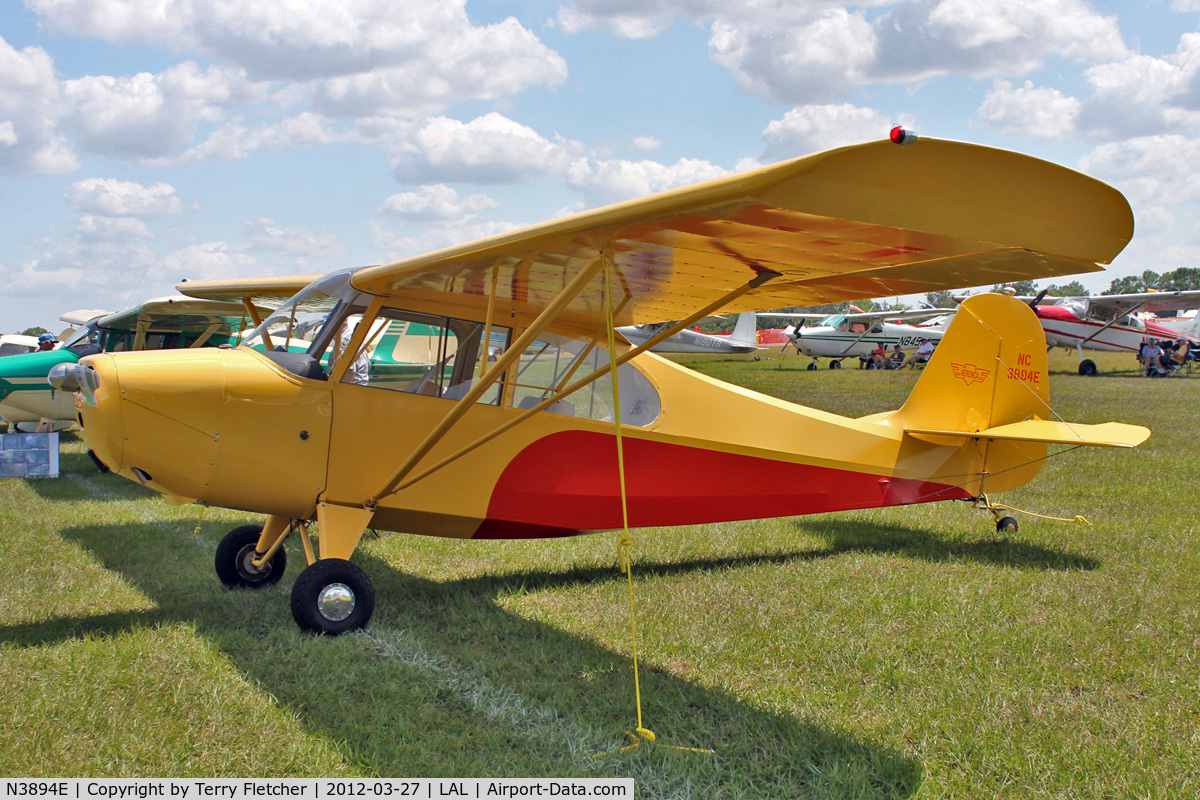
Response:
[0, 298, 268, 432]
[760, 309, 951, 368]
[617, 312, 759, 355]
[57, 134, 1146, 636]
[0, 335, 38, 358]
[963, 288, 1200, 375]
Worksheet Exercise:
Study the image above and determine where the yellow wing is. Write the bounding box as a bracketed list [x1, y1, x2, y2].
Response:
[174, 273, 325, 306]
[178, 137, 1133, 336]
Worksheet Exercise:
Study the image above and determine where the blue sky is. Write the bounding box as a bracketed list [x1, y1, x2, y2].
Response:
[3, 0, 1200, 332]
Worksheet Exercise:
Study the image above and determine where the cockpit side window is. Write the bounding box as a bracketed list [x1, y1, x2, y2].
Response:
[326, 307, 510, 406]
[509, 332, 661, 427]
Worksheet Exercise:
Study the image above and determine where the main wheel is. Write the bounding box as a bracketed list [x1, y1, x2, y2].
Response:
[1078, 359, 1098, 376]
[996, 516, 1019, 534]
[829, 360, 841, 369]
[215, 525, 287, 588]
[291, 559, 375, 635]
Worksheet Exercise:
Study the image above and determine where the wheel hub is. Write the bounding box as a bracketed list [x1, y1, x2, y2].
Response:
[317, 582, 356, 622]
[237, 544, 269, 579]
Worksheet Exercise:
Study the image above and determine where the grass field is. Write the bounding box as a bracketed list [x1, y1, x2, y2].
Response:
[1, 348, 1197, 797]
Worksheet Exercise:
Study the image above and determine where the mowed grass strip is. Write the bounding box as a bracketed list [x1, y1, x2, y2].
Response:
[0, 347, 1196, 798]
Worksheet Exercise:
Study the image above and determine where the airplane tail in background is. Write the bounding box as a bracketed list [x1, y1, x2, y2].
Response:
[729, 313, 758, 348]
[885, 293, 1148, 495]
[1180, 313, 1200, 339]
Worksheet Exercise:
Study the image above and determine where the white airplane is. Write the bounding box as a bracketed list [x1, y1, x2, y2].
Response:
[0, 334, 39, 357]
[760, 308, 951, 368]
[617, 312, 759, 355]
[962, 288, 1200, 375]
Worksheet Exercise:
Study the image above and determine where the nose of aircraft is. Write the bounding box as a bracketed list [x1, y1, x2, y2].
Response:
[76, 349, 225, 504]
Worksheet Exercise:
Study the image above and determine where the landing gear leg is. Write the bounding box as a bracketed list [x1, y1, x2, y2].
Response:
[1077, 344, 1097, 376]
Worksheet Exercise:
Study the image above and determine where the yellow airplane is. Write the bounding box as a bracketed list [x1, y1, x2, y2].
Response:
[60, 134, 1148, 635]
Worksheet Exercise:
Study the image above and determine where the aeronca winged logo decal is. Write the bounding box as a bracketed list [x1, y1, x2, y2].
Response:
[950, 362, 990, 386]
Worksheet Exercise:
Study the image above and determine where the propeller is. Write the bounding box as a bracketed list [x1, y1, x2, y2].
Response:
[1029, 288, 1049, 308]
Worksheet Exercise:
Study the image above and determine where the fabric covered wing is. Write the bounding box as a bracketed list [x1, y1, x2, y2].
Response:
[174, 273, 325, 307]
[347, 138, 1132, 335]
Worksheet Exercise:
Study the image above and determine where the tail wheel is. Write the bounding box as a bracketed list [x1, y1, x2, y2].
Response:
[291, 559, 375, 635]
[215, 525, 286, 589]
[1078, 359, 1098, 376]
[996, 516, 1019, 534]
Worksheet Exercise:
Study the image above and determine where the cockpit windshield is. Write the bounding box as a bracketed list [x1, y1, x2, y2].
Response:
[819, 314, 846, 330]
[62, 321, 104, 356]
[240, 268, 364, 356]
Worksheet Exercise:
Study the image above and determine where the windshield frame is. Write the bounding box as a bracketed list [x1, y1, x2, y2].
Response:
[238, 268, 367, 356]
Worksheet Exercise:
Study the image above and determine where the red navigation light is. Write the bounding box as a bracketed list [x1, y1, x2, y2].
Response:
[889, 126, 917, 146]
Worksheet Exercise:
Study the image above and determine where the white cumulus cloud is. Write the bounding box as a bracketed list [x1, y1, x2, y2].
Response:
[761, 104, 900, 161]
[976, 81, 1081, 138]
[0, 37, 78, 176]
[30, 0, 567, 116]
[64, 178, 184, 217]
[384, 113, 573, 184]
[565, 156, 728, 207]
[377, 184, 499, 222]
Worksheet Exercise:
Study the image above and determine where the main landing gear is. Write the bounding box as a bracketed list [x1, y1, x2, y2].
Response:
[214, 516, 377, 636]
[290, 559, 375, 635]
[215, 525, 287, 588]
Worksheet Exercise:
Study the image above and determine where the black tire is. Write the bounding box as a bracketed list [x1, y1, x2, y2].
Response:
[215, 525, 286, 588]
[291, 559, 375, 635]
[1078, 359, 1098, 376]
[806, 362, 818, 371]
[996, 516, 1019, 534]
[829, 360, 841, 369]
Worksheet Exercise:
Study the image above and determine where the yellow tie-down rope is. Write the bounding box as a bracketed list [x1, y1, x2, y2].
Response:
[192, 504, 209, 538]
[593, 258, 714, 759]
[975, 491, 1092, 528]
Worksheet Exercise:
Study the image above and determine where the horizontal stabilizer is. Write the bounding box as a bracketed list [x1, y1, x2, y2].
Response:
[906, 419, 1150, 448]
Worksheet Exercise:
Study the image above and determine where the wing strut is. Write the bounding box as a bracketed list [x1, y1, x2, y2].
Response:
[378, 266, 783, 497]
[368, 253, 610, 504]
[1079, 300, 1146, 347]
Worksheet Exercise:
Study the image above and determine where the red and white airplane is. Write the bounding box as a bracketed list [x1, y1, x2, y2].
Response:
[961, 289, 1200, 374]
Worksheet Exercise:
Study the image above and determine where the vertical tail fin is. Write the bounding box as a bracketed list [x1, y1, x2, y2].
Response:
[895, 293, 1050, 434]
[730, 313, 758, 347]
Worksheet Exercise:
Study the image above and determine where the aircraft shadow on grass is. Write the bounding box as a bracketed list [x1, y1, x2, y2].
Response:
[451, 518, 1100, 595]
[796, 518, 1101, 572]
[3, 519, 923, 796]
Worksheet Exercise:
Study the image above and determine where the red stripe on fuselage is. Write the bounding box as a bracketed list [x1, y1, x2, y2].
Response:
[476, 431, 969, 539]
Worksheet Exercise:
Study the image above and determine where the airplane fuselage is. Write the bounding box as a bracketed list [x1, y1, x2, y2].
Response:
[1036, 305, 1194, 353]
[793, 321, 944, 359]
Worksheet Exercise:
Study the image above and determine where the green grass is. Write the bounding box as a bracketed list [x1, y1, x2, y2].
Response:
[1, 348, 1197, 797]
